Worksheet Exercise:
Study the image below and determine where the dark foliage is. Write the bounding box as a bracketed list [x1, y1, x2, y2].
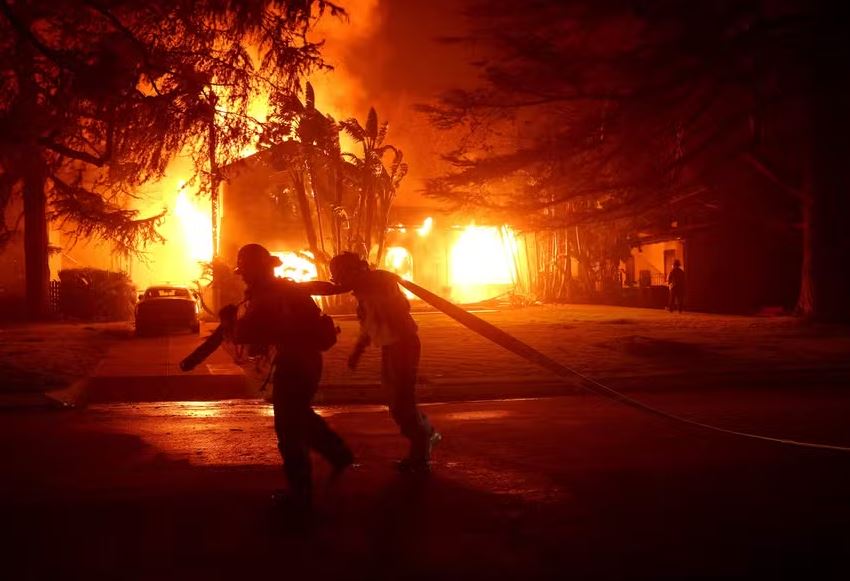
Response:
[422, 0, 850, 317]
[58, 267, 135, 320]
[0, 0, 343, 316]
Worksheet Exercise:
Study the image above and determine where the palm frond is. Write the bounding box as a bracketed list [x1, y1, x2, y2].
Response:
[392, 162, 409, 189]
[339, 118, 366, 143]
[365, 107, 378, 141]
[374, 144, 400, 159]
[341, 152, 365, 167]
[376, 121, 389, 145]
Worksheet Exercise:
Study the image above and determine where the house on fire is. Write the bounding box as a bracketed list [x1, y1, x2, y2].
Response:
[219, 143, 532, 305]
[219, 139, 800, 315]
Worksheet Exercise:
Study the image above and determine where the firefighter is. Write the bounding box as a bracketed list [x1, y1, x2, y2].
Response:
[329, 252, 441, 473]
[192, 244, 353, 514]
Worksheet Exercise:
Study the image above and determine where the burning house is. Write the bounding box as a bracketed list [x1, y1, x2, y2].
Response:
[218, 143, 530, 308]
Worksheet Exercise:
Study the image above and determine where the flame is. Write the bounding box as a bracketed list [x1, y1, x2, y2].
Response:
[174, 189, 213, 263]
[271, 251, 318, 282]
[417, 216, 433, 237]
[383, 246, 416, 299]
[384, 246, 412, 278]
[449, 225, 518, 303]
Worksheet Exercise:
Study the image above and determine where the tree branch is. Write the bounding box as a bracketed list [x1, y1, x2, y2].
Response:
[0, 0, 72, 68]
[740, 151, 802, 199]
[38, 121, 113, 166]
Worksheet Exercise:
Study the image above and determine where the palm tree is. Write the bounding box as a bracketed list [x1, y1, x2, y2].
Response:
[262, 82, 342, 275]
[339, 107, 408, 265]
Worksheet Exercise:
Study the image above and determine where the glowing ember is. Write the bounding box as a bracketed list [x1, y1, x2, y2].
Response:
[271, 251, 318, 282]
[417, 216, 433, 237]
[449, 225, 518, 303]
[175, 189, 213, 263]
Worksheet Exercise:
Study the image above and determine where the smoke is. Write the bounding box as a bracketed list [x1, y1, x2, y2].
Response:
[309, 0, 476, 204]
[308, 0, 383, 120]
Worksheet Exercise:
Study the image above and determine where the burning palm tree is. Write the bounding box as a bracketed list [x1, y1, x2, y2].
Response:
[339, 107, 408, 265]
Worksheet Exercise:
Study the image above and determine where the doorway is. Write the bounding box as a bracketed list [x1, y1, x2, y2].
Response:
[663, 249, 677, 280]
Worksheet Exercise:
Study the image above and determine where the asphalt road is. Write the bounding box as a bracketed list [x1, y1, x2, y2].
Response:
[3, 387, 850, 580]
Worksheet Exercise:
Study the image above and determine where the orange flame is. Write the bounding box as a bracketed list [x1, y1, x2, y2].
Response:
[449, 225, 518, 303]
[174, 189, 213, 263]
[271, 251, 318, 282]
[417, 216, 433, 237]
[383, 246, 416, 299]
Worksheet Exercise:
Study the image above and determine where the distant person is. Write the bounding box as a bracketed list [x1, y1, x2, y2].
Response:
[328, 252, 441, 473]
[667, 259, 686, 313]
[183, 244, 353, 516]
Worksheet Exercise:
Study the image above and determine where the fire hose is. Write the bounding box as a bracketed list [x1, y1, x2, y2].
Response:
[180, 323, 227, 371]
[181, 280, 850, 453]
[398, 279, 850, 454]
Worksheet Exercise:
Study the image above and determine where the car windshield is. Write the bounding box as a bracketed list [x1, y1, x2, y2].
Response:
[146, 288, 190, 299]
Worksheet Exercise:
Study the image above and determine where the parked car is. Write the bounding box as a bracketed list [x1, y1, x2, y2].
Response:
[135, 285, 201, 335]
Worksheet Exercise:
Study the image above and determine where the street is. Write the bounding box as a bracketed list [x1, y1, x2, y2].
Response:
[3, 385, 850, 579]
[3, 1, 850, 578]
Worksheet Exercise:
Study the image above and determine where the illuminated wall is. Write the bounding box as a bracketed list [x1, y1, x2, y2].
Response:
[631, 240, 685, 286]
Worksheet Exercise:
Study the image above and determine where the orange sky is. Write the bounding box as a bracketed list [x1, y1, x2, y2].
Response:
[308, 0, 476, 205]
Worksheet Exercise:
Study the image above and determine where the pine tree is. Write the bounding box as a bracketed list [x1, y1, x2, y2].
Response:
[0, 0, 342, 318]
[422, 0, 849, 318]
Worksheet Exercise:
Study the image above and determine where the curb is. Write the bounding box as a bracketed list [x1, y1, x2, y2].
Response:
[85, 373, 252, 404]
[313, 378, 580, 406]
[2, 366, 847, 410]
[0, 378, 89, 411]
[45, 378, 90, 409]
[313, 366, 850, 405]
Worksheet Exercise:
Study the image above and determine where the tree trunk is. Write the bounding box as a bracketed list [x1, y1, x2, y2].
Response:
[797, 2, 850, 321]
[23, 152, 49, 320]
[333, 164, 342, 254]
[557, 229, 569, 300]
[304, 153, 326, 259]
[375, 211, 388, 267]
[16, 42, 49, 319]
[533, 231, 541, 297]
[375, 189, 396, 267]
[302, 154, 330, 278]
[292, 171, 322, 271]
[795, 171, 815, 316]
[207, 105, 222, 310]
[352, 188, 367, 252]
[564, 227, 572, 300]
[363, 182, 375, 260]
[541, 232, 552, 300]
[208, 103, 219, 261]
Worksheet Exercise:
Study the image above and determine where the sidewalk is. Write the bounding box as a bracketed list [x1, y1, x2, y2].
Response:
[85, 323, 249, 403]
[5, 304, 850, 408]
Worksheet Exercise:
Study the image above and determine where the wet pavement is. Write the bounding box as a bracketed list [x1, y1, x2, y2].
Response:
[3, 389, 850, 579]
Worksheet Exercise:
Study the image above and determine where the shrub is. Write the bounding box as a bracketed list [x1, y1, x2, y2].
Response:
[58, 268, 135, 321]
